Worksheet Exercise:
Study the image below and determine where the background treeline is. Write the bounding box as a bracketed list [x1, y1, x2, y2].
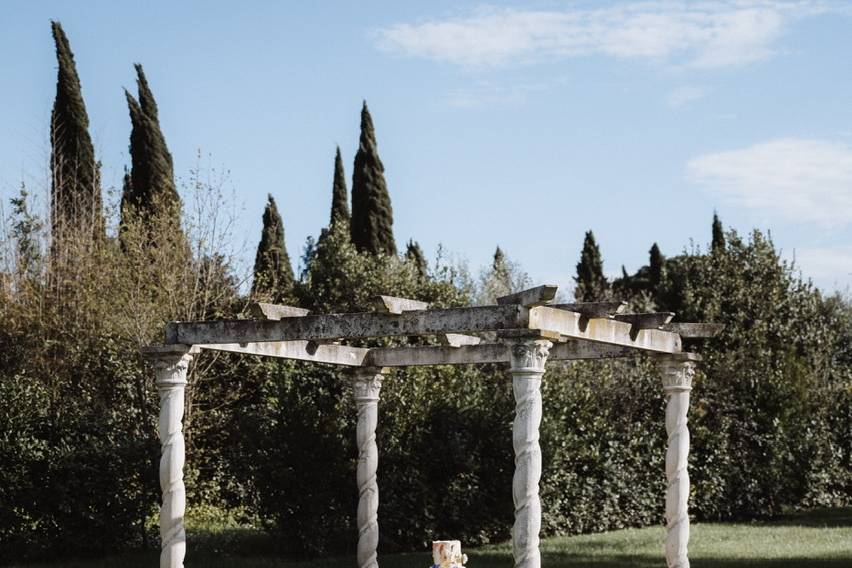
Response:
[0, 22, 849, 561]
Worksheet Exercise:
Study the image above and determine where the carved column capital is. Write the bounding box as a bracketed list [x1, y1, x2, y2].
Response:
[142, 345, 194, 388]
[659, 357, 696, 393]
[506, 338, 553, 374]
[352, 367, 386, 402]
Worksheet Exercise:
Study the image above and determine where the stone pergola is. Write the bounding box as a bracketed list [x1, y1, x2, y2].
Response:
[141, 284, 722, 568]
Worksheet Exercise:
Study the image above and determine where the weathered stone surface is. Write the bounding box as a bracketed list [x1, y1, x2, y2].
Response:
[366, 341, 640, 367]
[248, 302, 310, 320]
[613, 312, 675, 328]
[528, 306, 682, 353]
[551, 301, 627, 317]
[167, 305, 526, 345]
[497, 285, 558, 307]
[374, 294, 429, 314]
[439, 333, 482, 347]
[196, 340, 368, 366]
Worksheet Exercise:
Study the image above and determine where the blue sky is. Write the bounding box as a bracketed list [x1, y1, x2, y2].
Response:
[1, 1, 851, 293]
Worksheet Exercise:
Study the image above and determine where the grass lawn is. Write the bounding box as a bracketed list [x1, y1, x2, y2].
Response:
[13, 508, 851, 567]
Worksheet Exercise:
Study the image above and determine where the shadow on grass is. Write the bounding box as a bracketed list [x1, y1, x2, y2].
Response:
[758, 507, 852, 528]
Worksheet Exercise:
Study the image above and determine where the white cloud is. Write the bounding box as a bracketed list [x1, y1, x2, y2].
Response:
[375, 1, 830, 69]
[688, 138, 852, 226]
[667, 85, 707, 107]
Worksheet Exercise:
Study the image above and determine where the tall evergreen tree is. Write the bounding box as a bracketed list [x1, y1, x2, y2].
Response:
[121, 64, 183, 238]
[492, 246, 509, 284]
[252, 194, 294, 300]
[405, 239, 428, 278]
[330, 146, 350, 226]
[350, 101, 396, 256]
[649, 242, 664, 288]
[49, 21, 103, 240]
[712, 212, 725, 253]
[574, 230, 608, 301]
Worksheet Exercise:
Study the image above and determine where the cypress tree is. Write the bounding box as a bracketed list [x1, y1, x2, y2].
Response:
[49, 21, 103, 241]
[121, 64, 182, 237]
[492, 246, 508, 283]
[405, 239, 428, 278]
[350, 101, 396, 256]
[574, 230, 607, 301]
[649, 242, 664, 288]
[712, 212, 725, 253]
[252, 194, 294, 300]
[330, 146, 350, 226]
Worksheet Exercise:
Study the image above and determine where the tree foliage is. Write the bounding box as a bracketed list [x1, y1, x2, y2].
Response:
[330, 146, 350, 227]
[712, 212, 725, 254]
[121, 64, 183, 244]
[574, 230, 608, 301]
[0, 23, 849, 561]
[405, 239, 428, 279]
[350, 102, 396, 256]
[49, 21, 103, 244]
[251, 194, 294, 302]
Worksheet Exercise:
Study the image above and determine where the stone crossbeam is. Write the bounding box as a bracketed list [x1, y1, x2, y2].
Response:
[193, 339, 647, 366]
[196, 340, 369, 366]
[168, 303, 683, 355]
[366, 341, 636, 367]
[527, 306, 682, 353]
[552, 301, 627, 317]
[167, 305, 527, 345]
[374, 295, 429, 314]
[497, 285, 558, 307]
[249, 302, 310, 320]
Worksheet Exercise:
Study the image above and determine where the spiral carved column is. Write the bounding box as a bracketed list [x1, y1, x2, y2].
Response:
[352, 368, 385, 568]
[143, 346, 193, 568]
[506, 338, 552, 568]
[659, 356, 696, 568]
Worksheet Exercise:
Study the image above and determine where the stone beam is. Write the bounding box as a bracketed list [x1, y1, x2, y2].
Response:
[613, 312, 675, 340]
[551, 301, 627, 318]
[249, 302, 310, 320]
[528, 306, 681, 353]
[366, 341, 642, 367]
[195, 341, 369, 366]
[374, 295, 429, 314]
[497, 285, 558, 307]
[613, 312, 675, 328]
[166, 305, 526, 345]
[439, 333, 482, 347]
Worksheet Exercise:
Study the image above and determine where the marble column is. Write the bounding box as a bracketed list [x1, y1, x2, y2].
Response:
[659, 356, 696, 568]
[506, 338, 552, 568]
[352, 367, 386, 568]
[142, 345, 194, 568]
